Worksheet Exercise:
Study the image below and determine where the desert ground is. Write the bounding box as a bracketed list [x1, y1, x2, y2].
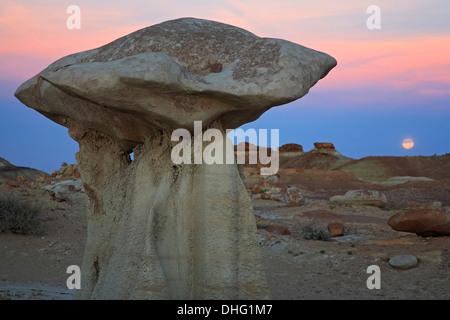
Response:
[0, 147, 449, 300]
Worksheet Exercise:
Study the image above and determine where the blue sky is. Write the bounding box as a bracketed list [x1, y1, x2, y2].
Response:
[1, 0, 449, 173]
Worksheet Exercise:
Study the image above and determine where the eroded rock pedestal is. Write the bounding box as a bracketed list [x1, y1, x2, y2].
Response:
[68, 121, 268, 299]
[14, 18, 336, 299]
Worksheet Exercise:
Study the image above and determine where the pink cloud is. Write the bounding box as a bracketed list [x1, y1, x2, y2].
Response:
[1, 0, 449, 109]
[309, 35, 450, 93]
[0, 2, 145, 79]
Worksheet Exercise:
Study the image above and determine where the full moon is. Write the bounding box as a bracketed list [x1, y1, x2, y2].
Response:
[402, 138, 414, 149]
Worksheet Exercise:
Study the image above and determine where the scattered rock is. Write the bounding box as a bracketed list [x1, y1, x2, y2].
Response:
[284, 186, 304, 206]
[258, 238, 266, 247]
[6, 179, 20, 187]
[265, 224, 291, 235]
[261, 192, 271, 200]
[331, 235, 363, 243]
[388, 208, 450, 237]
[330, 190, 387, 208]
[269, 240, 289, 253]
[327, 222, 344, 237]
[263, 175, 279, 184]
[260, 187, 285, 203]
[267, 187, 282, 194]
[250, 186, 261, 194]
[270, 193, 285, 203]
[51, 163, 81, 182]
[40, 180, 85, 194]
[389, 255, 418, 270]
[35, 173, 48, 184]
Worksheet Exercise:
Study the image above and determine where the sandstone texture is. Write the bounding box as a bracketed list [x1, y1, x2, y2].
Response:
[14, 18, 336, 299]
[284, 186, 305, 206]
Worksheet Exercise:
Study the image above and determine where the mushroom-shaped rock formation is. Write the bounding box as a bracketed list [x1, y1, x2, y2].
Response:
[15, 18, 336, 299]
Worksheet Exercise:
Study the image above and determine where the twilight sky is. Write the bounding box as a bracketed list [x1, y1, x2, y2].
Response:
[1, 0, 449, 173]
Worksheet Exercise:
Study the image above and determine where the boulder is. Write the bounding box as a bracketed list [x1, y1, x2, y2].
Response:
[14, 18, 336, 300]
[331, 235, 363, 243]
[249, 186, 261, 194]
[330, 190, 387, 208]
[261, 187, 286, 203]
[258, 238, 266, 246]
[52, 163, 81, 181]
[40, 180, 85, 194]
[265, 224, 291, 235]
[327, 222, 344, 237]
[270, 193, 285, 203]
[389, 255, 418, 270]
[263, 174, 279, 184]
[388, 208, 450, 237]
[284, 186, 305, 206]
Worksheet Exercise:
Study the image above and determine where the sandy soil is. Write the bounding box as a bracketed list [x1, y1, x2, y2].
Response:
[0, 176, 449, 300]
[256, 200, 450, 300]
[0, 185, 86, 300]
